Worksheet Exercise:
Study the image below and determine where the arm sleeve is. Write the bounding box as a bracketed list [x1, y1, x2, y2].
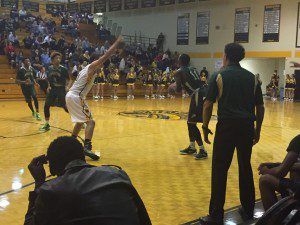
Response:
[205, 73, 219, 103]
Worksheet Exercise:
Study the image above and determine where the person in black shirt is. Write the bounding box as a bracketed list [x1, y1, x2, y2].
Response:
[24, 136, 152, 225]
[200, 43, 265, 225]
[200, 67, 209, 79]
[259, 135, 300, 211]
[173, 54, 208, 160]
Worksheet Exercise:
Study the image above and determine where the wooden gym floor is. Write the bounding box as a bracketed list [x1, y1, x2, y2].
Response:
[0, 98, 299, 225]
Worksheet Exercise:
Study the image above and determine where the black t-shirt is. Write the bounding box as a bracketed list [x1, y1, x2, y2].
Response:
[287, 135, 300, 155]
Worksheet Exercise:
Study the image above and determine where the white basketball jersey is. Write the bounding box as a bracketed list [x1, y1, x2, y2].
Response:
[69, 64, 96, 98]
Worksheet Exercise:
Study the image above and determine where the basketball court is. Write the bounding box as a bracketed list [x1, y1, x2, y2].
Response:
[0, 98, 299, 224]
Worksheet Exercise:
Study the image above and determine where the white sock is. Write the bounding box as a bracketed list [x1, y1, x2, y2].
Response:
[189, 142, 196, 149]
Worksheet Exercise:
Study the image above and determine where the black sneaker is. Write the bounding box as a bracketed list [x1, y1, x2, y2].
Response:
[238, 207, 253, 221]
[199, 215, 223, 225]
[84, 143, 100, 161]
[39, 123, 50, 131]
[179, 146, 197, 155]
[194, 149, 208, 160]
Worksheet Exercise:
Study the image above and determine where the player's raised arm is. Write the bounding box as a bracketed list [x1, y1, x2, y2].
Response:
[89, 36, 124, 71]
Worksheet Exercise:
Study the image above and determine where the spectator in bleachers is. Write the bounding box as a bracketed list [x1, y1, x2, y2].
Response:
[33, 36, 43, 48]
[259, 135, 300, 211]
[5, 42, 15, 55]
[16, 51, 24, 68]
[36, 67, 48, 94]
[81, 50, 90, 63]
[31, 48, 41, 60]
[57, 36, 65, 50]
[32, 56, 43, 71]
[19, 7, 27, 21]
[82, 37, 90, 52]
[23, 33, 35, 49]
[0, 34, 6, 55]
[8, 32, 19, 47]
[7, 50, 16, 68]
[156, 32, 164, 52]
[40, 50, 51, 67]
[100, 41, 110, 55]
[87, 13, 94, 24]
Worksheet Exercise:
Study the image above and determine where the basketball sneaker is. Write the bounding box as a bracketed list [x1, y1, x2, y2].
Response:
[39, 123, 50, 131]
[179, 146, 197, 155]
[35, 112, 41, 121]
[84, 143, 100, 161]
[194, 149, 208, 160]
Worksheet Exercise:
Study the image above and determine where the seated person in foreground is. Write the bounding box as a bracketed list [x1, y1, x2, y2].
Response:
[258, 135, 300, 211]
[24, 136, 151, 225]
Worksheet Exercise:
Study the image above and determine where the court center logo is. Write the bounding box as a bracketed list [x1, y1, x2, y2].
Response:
[118, 110, 188, 120]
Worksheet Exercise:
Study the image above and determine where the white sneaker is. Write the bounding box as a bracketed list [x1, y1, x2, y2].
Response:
[151, 95, 155, 99]
[145, 95, 149, 99]
[131, 95, 134, 99]
[100, 96, 104, 99]
[127, 95, 130, 99]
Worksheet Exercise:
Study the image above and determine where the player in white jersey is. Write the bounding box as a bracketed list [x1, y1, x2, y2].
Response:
[66, 36, 123, 160]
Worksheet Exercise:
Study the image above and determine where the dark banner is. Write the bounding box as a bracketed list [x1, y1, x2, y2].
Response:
[1, 0, 18, 8]
[141, 0, 156, 8]
[109, 0, 122, 11]
[67, 3, 79, 13]
[263, 4, 281, 42]
[196, 11, 210, 44]
[94, 0, 106, 12]
[46, 4, 65, 14]
[159, 0, 175, 6]
[178, 0, 195, 3]
[234, 8, 250, 43]
[124, 0, 138, 10]
[177, 13, 189, 45]
[80, 1, 92, 13]
[22, 1, 39, 12]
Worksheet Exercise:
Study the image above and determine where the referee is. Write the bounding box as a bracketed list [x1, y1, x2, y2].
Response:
[200, 43, 265, 225]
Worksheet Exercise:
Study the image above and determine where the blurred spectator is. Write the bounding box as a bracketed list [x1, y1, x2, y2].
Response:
[40, 51, 51, 67]
[19, 7, 27, 21]
[156, 32, 164, 52]
[36, 67, 48, 94]
[23, 34, 35, 49]
[16, 51, 24, 67]
[5, 42, 15, 55]
[32, 56, 43, 71]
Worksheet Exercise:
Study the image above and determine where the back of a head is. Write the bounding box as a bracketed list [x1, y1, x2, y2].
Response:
[224, 43, 245, 64]
[47, 136, 85, 176]
[179, 54, 190, 67]
[90, 52, 100, 62]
